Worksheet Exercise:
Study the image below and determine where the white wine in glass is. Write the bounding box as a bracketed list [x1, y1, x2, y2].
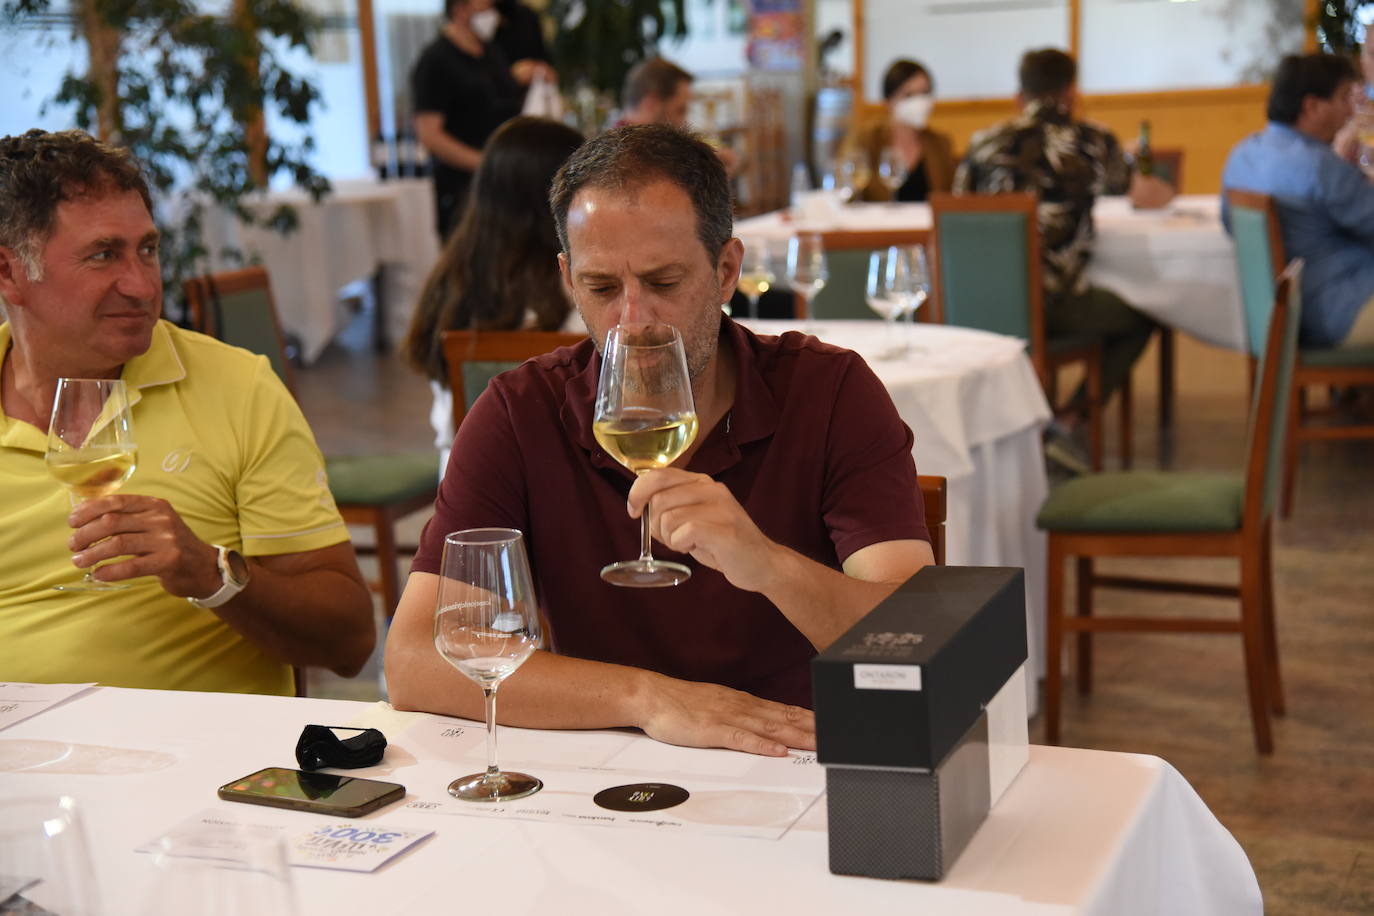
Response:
[737, 239, 776, 319]
[434, 528, 543, 802]
[45, 377, 138, 591]
[593, 323, 698, 587]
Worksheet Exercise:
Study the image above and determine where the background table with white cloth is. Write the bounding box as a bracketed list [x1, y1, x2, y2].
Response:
[736, 195, 1245, 350]
[1089, 195, 1246, 351]
[1, 686, 1263, 915]
[198, 178, 439, 364]
[742, 320, 1051, 706]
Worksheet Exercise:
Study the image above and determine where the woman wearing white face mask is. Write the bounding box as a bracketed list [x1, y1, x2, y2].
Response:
[841, 59, 957, 202]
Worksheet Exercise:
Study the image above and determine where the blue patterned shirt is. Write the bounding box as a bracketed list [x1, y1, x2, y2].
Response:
[1222, 122, 1374, 347]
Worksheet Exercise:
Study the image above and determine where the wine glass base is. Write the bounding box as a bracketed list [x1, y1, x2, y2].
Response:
[447, 771, 542, 802]
[53, 578, 131, 591]
[600, 559, 692, 588]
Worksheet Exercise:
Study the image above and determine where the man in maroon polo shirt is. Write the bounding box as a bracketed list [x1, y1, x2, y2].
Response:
[385, 124, 934, 756]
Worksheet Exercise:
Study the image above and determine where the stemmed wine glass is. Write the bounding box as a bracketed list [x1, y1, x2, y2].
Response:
[877, 148, 908, 201]
[592, 323, 699, 588]
[433, 528, 543, 801]
[866, 245, 929, 358]
[45, 377, 138, 591]
[737, 239, 776, 319]
[787, 233, 828, 319]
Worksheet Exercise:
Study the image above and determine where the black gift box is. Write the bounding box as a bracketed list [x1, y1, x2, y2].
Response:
[812, 566, 1027, 770]
[812, 566, 1029, 880]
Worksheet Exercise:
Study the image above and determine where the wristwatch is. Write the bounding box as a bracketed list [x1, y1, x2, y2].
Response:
[187, 545, 251, 609]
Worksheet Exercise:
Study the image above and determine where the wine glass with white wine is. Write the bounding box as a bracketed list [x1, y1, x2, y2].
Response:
[592, 323, 699, 588]
[45, 377, 138, 591]
[737, 239, 776, 319]
[434, 528, 543, 801]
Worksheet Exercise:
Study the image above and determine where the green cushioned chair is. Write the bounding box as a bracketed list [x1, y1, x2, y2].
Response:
[807, 248, 883, 320]
[441, 330, 588, 436]
[929, 192, 1120, 471]
[184, 267, 437, 625]
[1228, 189, 1374, 516]
[1036, 261, 1304, 754]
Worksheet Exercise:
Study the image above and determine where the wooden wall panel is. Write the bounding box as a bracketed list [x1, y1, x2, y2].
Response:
[856, 85, 1269, 195]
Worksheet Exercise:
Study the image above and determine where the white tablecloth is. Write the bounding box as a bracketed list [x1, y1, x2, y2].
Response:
[1089, 195, 1245, 351]
[0, 687, 1262, 915]
[742, 320, 1051, 704]
[199, 178, 440, 364]
[736, 195, 1246, 351]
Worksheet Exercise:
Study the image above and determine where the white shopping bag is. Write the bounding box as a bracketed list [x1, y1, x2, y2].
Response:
[522, 70, 565, 120]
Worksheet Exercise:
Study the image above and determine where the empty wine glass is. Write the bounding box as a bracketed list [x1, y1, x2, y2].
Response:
[866, 245, 926, 359]
[592, 324, 699, 587]
[737, 239, 776, 319]
[0, 796, 100, 916]
[877, 148, 908, 201]
[828, 149, 870, 203]
[45, 377, 138, 591]
[434, 528, 543, 801]
[786, 233, 828, 316]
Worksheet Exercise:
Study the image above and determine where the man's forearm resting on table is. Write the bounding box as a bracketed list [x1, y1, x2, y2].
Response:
[385, 572, 817, 756]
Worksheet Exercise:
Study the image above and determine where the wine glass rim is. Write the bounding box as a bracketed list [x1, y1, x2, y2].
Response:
[443, 527, 525, 546]
[607, 323, 684, 349]
[55, 376, 128, 394]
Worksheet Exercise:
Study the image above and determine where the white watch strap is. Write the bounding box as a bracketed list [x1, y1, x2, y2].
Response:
[187, 545, 248, 609]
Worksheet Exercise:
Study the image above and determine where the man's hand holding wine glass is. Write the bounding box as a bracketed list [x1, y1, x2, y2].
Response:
[626, 468, 780, 594]
[66, 493, 222, 596]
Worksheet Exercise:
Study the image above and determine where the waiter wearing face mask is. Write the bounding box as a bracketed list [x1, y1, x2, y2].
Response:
[411, 0, 526, 238]
[841, 59, 957, 203]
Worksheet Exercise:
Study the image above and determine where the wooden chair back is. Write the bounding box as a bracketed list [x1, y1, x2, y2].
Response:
[1151, 148, 1184, 190]
[1243, 261, 1302, 529]
[917, 474, 946, 565]
[441, 330, 587, 434]
[183, 267, 298, 397]
[928, 192, 1048, 382]
[1225, 189, 1287, 359]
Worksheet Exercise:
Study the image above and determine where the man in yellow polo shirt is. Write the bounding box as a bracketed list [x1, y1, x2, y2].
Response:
[0, 129, 375, 694]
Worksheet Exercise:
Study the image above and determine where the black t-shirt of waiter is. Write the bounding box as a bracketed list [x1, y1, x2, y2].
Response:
[411, 34, 522, 238]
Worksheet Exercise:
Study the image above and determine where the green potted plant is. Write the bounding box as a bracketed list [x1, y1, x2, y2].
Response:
[3, 0, 331, 311]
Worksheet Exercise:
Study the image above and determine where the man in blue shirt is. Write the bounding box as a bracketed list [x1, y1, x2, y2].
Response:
[1222, 53, 1374, 348]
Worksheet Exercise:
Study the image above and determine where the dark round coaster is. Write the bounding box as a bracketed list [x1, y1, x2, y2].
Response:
[592, 782, 690, 812]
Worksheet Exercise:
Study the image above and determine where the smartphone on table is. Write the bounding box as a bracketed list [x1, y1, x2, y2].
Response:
[218, 766, 405, 818]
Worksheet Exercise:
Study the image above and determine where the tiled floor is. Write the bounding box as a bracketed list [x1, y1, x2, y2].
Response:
[297, 312, 1374, 914]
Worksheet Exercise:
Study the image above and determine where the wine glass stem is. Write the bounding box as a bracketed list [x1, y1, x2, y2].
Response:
[482, 685, 500, 778]
[638, 500, 655, 564]
[748, 295, 759, 319]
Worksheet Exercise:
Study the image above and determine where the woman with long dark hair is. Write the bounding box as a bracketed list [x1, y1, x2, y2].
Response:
[404, 115, 585, 462]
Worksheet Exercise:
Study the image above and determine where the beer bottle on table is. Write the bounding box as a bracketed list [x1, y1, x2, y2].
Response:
[1135, 120, 1155, 177]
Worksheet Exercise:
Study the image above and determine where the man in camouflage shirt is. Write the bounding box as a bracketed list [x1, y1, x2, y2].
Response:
[954, 49, 1172, 465]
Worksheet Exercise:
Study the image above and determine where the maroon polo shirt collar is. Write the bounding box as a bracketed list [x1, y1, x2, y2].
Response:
[558, 317, 781, 478]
